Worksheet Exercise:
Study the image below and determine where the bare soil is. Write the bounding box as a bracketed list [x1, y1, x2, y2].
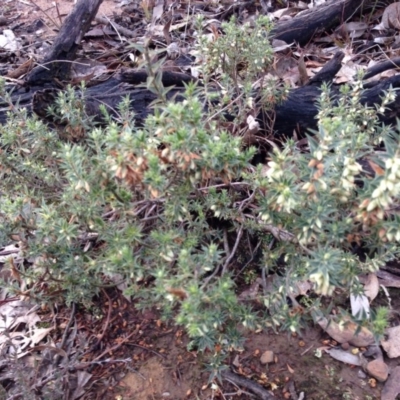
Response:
[78, 287, 388, 400]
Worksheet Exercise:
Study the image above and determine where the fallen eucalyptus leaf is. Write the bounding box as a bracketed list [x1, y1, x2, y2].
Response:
[325, 347, 363, 366]
[374, 2, 400, 30]
[381, 325, 400, 358]
[317, 316, 375, 347]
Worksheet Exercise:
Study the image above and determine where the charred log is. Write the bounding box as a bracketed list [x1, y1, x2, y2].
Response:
[270, 0, 370, 46]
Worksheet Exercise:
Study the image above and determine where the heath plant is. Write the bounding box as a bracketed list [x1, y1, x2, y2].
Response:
[0, 16, 399, 380]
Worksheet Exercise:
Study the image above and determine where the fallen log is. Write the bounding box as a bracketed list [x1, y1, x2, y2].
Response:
[272, 74, 400, 137]
[2, 58, 400, 138]
[1, 0, 400, 139]
[270, 0, 373, 46]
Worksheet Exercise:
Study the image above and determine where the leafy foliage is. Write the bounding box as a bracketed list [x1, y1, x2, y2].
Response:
[0, 16, 398, 375]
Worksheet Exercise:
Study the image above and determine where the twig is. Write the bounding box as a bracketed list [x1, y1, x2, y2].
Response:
[223, 376, 257, 398]
[96, 16, 137, 39]
[237, 191, 255, 212]
[285, 266, 301, 308]
[300, 343, 314, 356]
[54, 302, 76, 365]
[27, 0, 60, 29]
[261, 238, 275, 295]
[73, 357, 132, 370]
[201, 263, 221, 290]
[223, 229, 230, 260]
[221, 370, 275, 400]
[244, 214, 296, 242]
[221, 226, 243, 275]
[80, 290, 113, 357]
[197, 182, 250, 191]
[126, 343, 166, 360]
[202, 225, 244, 288]
[92, 330, 138, 362]
[234, 239, 262, 279]
[125, 365, 146, 380]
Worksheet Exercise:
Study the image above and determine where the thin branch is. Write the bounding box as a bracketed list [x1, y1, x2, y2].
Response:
[221, 370, 275, 400]
[234, 239, 262, 279]
[244, 214, 297, 243]
[53, 302, 76, 365]
[222, 226, 243, 275]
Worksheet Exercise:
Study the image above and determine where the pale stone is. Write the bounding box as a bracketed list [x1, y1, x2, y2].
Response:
[260, 350, 274, 364]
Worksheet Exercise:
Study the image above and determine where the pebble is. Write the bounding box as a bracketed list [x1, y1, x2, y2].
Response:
[366, 359, 389, 382]
[260, 350, 274, 364]
[358, 369, 367, 379]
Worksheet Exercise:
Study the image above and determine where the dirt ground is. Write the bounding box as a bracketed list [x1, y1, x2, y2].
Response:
[76, 289, 390, 400]
[2, 0, 117, 31]
[1, 1, 400, 399]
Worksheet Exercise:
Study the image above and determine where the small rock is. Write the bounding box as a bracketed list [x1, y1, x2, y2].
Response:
[260, 350, 274, 364]
[366, 359, 389, 382]
[358, 369, 367, 379]
[341, 342, 350, 350]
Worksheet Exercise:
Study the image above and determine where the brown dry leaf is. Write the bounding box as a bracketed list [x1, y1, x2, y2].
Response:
[0, 244, 22, 263]
[71, 57, 107, 81]
[335, 63, 361, 84]
[272, 39, 293, 52]
[336, 22, 368, 39]
[295, 280, 312, 296]
[0, 301, 40, 331]
[0, 326, 53, 357]
[374, 2, 400, 30]
[6, 58, 34, 79]
[152, 0, 164, 24]
[381, 325, 400, 358]
[0, 29, 20, 51]
[317, 316, 375, 347]
[72, 371, 93, 400]
[232, 354, 241, 368]
[270, 6, 306, 20]
[287, 364, 295, 374]
[29, 327, 53, 346]
[274, 56, 299, 86]
[363, 273, 380, 301]
[368, 160, 385, 176]
[298, 55, 309, 86]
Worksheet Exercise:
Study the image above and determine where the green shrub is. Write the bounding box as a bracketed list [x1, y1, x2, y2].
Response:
[0, 17, 398, 377]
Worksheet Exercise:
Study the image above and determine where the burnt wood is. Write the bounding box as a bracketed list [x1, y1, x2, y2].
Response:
[1, 0, 400, 139]
[270, 0, 370, 46]
[25, 0, 104, 85]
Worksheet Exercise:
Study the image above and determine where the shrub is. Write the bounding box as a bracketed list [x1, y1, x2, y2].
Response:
[0, 17, 398, 377]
